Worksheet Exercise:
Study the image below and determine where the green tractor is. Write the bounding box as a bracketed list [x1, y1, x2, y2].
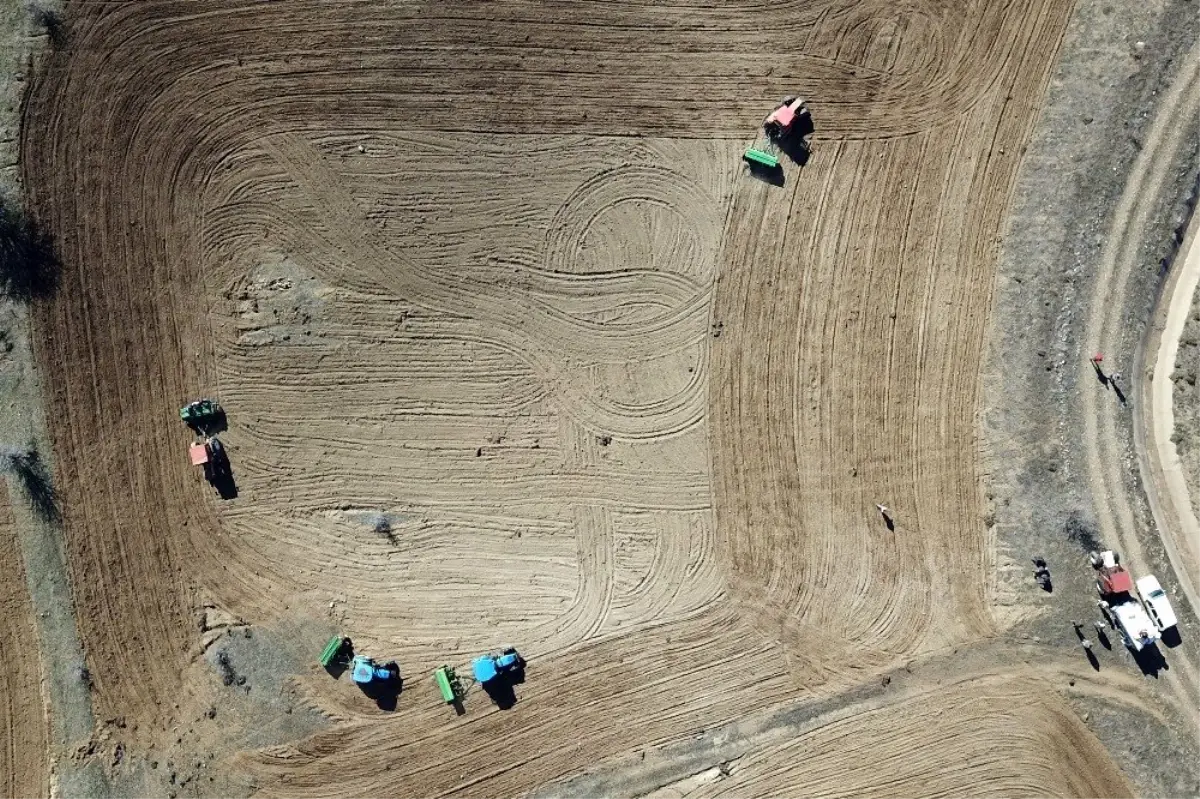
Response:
[179, 399, 223, 427]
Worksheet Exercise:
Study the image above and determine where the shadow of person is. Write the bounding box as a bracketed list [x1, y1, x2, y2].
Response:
[1086, 648, 1100, 671]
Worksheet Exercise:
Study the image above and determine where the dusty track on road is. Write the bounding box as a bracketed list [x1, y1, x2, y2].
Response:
[18, 0, 1134, 795]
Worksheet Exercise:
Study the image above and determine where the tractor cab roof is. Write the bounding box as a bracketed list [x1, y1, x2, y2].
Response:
[1100, 567, 1134, 595]
[473, 656, 499, 683]
[767, 104, 797, 128]
[189, 442, 210, 465]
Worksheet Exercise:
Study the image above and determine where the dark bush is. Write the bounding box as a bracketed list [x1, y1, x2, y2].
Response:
[28, 3, 66, 48]
[0, 207, 59, 302]
[0, 445, 59, 522]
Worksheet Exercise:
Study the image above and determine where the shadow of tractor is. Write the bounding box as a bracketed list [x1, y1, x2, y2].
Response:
[481, 661, 526, 710]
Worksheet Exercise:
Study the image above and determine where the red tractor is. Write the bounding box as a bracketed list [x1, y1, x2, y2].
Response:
[764, 96, 811, 140]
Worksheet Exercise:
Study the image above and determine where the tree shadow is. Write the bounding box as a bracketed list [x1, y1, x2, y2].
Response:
[12, 449, 60, 523]
[28, 3, 67, 48]
[0, 207, 59, 302]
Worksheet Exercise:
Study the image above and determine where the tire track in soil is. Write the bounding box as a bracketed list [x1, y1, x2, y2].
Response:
[0, 496, 49, 799]
[19, 0, 1091, 793]
[676, 673, 1133, 799]
[1080, 40, 1200, 719]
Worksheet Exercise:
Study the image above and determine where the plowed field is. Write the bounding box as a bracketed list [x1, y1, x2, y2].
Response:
[649, 673, 1132, 799]
[0, 497, 49, 798]
[20, 0, 1121, 795]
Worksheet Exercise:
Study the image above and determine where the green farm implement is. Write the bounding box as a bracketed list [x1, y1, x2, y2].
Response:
[320, 635, 351, 668]
[434, 665, 466, 712]
[743, 148, 780, 169]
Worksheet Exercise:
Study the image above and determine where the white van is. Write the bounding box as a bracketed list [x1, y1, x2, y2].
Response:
[1135, 575, 1178, 631]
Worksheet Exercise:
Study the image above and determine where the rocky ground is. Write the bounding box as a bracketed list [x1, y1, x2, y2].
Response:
[1172, 287, 1199, 520]
[982, 0, 1200, 795]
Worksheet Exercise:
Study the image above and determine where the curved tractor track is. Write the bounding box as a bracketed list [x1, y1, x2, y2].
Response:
[18, 0, 1112, 795]
[670, 672, 1132, 799]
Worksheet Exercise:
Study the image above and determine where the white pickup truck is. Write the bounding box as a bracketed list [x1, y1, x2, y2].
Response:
[1136, 575, 1178, 631]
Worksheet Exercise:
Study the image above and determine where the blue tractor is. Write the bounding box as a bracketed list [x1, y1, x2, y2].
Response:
[351, 655, 400, 686]
[472, 648, 523, 684]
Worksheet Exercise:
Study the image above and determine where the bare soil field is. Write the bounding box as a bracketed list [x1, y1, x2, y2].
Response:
[646, 672, 1131, 799]
[17, 0, 1187, 796]
[0, 495, 49, 798]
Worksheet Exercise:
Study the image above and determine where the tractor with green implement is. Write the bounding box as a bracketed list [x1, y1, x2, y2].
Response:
[743, 95, 813, 179]
[179, 398, 223, 427]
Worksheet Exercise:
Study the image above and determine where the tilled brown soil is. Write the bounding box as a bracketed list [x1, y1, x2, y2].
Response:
[17, 0, 1137, 795]
[0, 495, 49, 798]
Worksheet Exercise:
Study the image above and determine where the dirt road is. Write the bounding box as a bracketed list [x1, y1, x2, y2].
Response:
[1141, 208, 1200, 617]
